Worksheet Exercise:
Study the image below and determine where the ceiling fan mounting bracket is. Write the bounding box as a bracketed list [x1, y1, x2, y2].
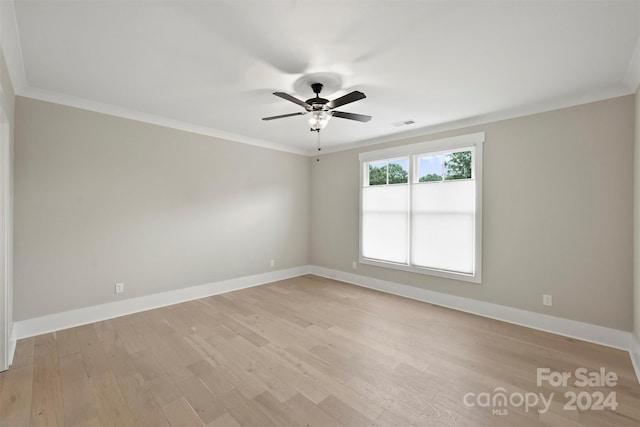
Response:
[306, 83, 330, 109]
[293, 72, 342, 97]
[311, 83, 323, 95]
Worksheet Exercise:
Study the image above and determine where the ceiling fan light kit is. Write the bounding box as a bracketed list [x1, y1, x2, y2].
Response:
[262, 82, 371, 132]
[308, 110, 331, 131]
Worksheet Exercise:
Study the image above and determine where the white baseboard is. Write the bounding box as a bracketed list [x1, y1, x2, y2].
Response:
[310, 265, 640, 384]
[308, 265, 634, 352]
[631, 334, 640, 383]
[8, 323, 16, 366]
[13, 266, 309, 340]
[10, 263, 640, 385]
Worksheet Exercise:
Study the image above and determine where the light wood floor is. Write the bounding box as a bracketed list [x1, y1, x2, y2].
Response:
[1, 275, 639, 426]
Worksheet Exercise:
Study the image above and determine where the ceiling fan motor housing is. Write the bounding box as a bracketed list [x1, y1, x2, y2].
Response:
[306, 83, 330, 110]
[306, 100, 330, 110]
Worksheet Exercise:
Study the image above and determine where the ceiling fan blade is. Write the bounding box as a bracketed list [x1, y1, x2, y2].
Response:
[328, 91, 366, 109]
[262, 112, 307, 121]
[273, 92, 311, 109]
[330, 111, 372, 122]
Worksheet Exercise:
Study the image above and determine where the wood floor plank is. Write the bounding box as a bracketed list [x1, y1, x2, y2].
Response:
[206, 412, 242, 427]
[115, 372, 170, 427]
[89, 370, 140, 426]
[162, 396, 205, 427]
[0, 338, 35, 426]
[285, 393, 346, 427]
[54, 329, 80, 359]
[2, 274, 639, 427]
[251, 391, 301, 426]
[175, 375, 225, 424]
[263, 342, 385, 420]
[186, 360, 235, 398]
[199, 299, 269, 347]
[127, 348, 165, 382]
[10, 336, 35, 369]
[319, 394, 379, 427]
[218, 389, 277, 427]
[147, 374, 182, 406]
[30, 333, 65, 427]
[206, 334, 298, 403]
[58, 352, 100, 427]
[153, 346, 196, 385]
[0, 364, 34, 427]
[188, 335, 268, 400]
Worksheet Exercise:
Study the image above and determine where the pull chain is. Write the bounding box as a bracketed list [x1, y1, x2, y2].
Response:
[316, 130, 322, 162]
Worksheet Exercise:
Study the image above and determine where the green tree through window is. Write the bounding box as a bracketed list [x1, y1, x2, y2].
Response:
[444, 151, 472, 180]
[388, 163, 408, 184]
[369, 162, 408, 185]
[369, 165, 387, 185]
[419, 173, 442, 182]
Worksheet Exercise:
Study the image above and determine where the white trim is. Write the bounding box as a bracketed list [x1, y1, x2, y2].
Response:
[13, 266, 309, 339]
[8, 264, 640, 385]
[11, 85, 634, 159]
[11, 87, 635, 161]
[358, 132, 485, 163]
[310, 268, 640, 384]
[320, 87, 633, 156]
[359, 133, 483, 283]
[7, 323, 15, 366]
[0, 107, 8, 372]
[631, 335, 640, 385]
[0, 0, 635, 160]
[308, 266, 634, 352]
[0, 0, 28, 93]
[17, 87, 310, 156]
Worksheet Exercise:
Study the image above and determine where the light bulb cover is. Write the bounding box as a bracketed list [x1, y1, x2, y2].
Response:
[308, 111, 331, 131]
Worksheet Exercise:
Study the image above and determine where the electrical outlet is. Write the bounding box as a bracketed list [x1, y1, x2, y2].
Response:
[543, 294, 552, 306]
[352, 261, 357, 269]
[115, 282, 124, 294]
[270, 259, 275, 267]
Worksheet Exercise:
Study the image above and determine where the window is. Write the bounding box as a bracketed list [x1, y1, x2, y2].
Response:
[359, 132, 484, 283]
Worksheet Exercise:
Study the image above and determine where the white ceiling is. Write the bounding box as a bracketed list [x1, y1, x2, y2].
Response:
[7, 0, 640, 155]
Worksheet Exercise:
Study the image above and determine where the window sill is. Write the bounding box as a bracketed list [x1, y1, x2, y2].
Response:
[359, 257, 481, 284]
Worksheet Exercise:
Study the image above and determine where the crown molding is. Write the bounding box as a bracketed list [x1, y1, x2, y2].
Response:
[319, 85, 635, 155]
[17, 86, 311, 156]
[0, 0, 27, 93]
[1, 3, 638, 158]
[18, 82, 634, 160]
[17, 83, 634, 160]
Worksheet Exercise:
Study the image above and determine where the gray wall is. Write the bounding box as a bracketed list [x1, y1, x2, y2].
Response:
[311, 95, 634, 331]
[14, 97, 310, 320]
[13, 94, 636, 332]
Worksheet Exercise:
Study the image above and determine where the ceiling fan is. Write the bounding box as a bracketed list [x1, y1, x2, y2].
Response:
[262, 83, 372, 132]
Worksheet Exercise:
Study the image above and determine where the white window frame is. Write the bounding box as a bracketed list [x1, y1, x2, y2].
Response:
[359, 132, 484, 283]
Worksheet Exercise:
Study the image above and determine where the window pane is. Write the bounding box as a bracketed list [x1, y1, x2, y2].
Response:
[444, 151, 472, 180]
[368, 161, 387, 186]
[411, 180, 475, 274]
[418, 155, 443, 182]
[359, 134, 482, 282]
[362, 185, 408, 264]
[388, 159, 408, 184]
